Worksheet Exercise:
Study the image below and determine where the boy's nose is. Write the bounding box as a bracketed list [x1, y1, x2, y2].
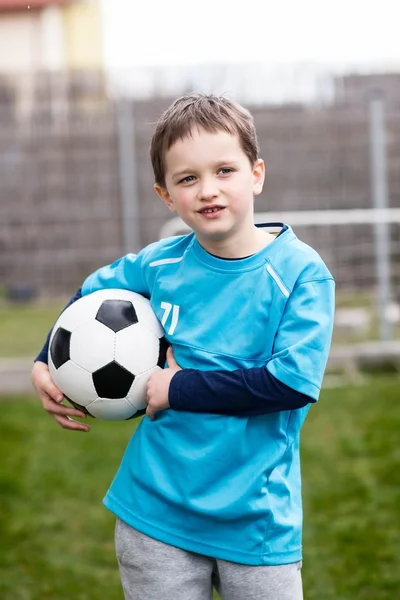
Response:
[197, 181, 219, 201]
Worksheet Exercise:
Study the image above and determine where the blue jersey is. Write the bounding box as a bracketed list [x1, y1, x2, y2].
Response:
[82, 224, 335, 565]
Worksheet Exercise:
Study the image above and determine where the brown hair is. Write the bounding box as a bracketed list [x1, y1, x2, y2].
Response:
[150, 93, 259, 188]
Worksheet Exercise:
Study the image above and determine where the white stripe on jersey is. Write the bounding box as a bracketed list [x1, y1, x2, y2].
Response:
[149, 256, 184, 267]
[266, 264, 290, 298]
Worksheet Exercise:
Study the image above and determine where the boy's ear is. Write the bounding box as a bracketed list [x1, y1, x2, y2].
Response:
[154, 184, 177, 212]
[252, 159, 265, 196]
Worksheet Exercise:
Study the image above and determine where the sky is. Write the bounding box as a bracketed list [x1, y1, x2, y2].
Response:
[100, 0, 400, 71]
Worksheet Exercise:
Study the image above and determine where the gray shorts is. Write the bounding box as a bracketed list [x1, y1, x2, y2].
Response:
[115, 518, 303, 600]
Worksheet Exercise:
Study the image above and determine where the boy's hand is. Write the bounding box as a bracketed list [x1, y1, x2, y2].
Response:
[31, 361, 90, 432]
[146, 347, 181, 421]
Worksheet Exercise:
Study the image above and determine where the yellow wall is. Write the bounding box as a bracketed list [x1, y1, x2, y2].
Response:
[62, 0, 104, 70]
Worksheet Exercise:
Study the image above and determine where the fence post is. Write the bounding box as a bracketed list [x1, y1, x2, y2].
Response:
[369, 92, 392, 341]
[116, 98, 140, 254]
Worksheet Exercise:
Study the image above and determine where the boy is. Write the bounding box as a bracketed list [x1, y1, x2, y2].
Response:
[32, 93, 335, 600]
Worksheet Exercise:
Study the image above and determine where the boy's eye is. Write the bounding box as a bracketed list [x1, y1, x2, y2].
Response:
[219, 168, 234, 175]
[179, 175, 196, 184]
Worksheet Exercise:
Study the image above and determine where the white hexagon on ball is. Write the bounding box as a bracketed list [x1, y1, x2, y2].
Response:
[70, 320, 115, 372]
[50, 360, 98, 407]
[115, 323, 162, 374]
[87, 397, 139, 420]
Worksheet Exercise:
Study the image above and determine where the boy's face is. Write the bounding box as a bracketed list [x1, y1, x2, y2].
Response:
[155, 128, 265, 250]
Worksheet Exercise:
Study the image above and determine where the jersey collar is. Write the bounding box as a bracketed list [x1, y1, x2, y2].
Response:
[191, 224, 296, 272]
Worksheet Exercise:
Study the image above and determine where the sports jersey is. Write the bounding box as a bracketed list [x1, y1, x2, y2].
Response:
[79, 223, 335, 565]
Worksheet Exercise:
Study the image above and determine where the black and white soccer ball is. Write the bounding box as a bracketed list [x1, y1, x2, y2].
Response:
[48, 289, 168, 420]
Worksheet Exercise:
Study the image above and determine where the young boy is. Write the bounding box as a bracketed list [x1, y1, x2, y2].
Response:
[32, 93, 335, 600]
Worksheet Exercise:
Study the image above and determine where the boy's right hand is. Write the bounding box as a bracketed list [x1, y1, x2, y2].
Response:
[31, 361, 90, 432]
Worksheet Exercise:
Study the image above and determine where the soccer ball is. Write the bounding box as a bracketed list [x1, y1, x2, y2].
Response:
[48, 289, 168, 420]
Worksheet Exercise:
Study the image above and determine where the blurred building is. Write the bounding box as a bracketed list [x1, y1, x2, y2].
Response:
[0, 0, 105, 118]
[0, 0, 103, 72]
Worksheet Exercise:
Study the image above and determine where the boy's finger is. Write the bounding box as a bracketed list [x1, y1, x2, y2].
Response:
[44, 382, 64, 403]
[166, 346, 177, 367]
[42, 394, 87, 419]
[53, 414, 90, 432]
[56, 406, 87, 419]
[145, 406, 155, 421]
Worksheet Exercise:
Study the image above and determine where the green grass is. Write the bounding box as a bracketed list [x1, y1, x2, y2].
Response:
[1, 376, 399, 599]
[301, 376, 400, 599]
[0, 302, 64, 358]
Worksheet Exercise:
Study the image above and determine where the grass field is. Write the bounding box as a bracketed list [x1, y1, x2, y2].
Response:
[0, 302, 64, 358]
[1, 376, 399, 599]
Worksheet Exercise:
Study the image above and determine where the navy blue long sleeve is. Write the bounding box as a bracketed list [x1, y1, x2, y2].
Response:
[169, 367, 313, 417]
[34, 288, 82, 364]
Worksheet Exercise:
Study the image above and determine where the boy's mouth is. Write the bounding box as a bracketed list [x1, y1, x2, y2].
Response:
[198, 206, 225, 214]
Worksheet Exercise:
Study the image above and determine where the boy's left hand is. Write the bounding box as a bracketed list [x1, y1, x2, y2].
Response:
[146, 346, 181, 420]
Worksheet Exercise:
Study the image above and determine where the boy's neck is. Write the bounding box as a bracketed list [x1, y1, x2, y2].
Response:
[196, 226, 276, 259]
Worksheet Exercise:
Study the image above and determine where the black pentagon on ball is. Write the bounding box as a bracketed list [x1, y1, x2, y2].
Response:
[50, 327, 71, 369]
[96, 299, 138, 333]
[158, 337, 169, 368]
[92, 361, 135, 398]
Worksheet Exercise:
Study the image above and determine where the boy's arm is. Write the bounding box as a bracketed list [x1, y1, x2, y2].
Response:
[169, 367, 311, 416]
[168, 277, 335, 416]
[169, 367, 315, 417]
